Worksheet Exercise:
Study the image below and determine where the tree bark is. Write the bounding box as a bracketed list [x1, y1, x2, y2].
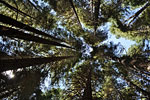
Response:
[94, 0, 100, 35]
[69, 0, 82, 28]
[0, 0, 34, 19]
[0, 14, 63, 42]
[82, 67, 92, 100]
[0, 56, 75, 72]
[125, 2, 150, 24]
[0, 25, 73, 49]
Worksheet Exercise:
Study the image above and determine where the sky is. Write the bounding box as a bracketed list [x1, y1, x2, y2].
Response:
[99, 22, 136, 54]
[108, 32, 135, 51]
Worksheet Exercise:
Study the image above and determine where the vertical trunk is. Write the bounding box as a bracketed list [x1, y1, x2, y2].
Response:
[94, 0, 100, 35]
[0, 25, 73, 49]
[0, 14, 63, 42]
[82, 67, 92, 100]
[90, 0, 94, 16]
[68, 0, 82, 28]
[91, 0, 94, 13]
[0, 56, 75, 72]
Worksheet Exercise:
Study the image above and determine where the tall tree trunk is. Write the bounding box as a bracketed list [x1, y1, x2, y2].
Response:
[0, 14, 63, 42]
[82, 67, 92, 100]
[94, 0, 100, 35]
[0, 0, 34, 19]
[0, 56, 75, 72]
[125, 2, 150, 24]
[68, 0, 82, 28]
[91, 0, 94, 13]
[0, 25, 73, 49]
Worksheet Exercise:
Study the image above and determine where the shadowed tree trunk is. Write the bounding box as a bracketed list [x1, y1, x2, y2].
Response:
[94, 0, 100, 35]
[82, 66, 92, 100]
[0, 14, 63, 42]
[125, 2, 150, 24]
[69, 0, 82, 28]
[90, 0, 94, 13]
[0, 25, 73, 49]
[0, 0, 34, 19]
[0, 56, 75, 72]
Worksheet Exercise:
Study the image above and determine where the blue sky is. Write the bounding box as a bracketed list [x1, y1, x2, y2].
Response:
[99, 22, 136, 53]
[107, 32, 135, 51]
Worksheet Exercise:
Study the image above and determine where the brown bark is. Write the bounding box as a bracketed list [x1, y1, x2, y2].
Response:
[0, 25, 73, 49]
[0, 14, 63, 42]
[0, 56, 75, 72]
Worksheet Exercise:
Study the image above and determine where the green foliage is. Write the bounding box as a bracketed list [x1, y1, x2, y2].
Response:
[1, 0, 150, 100]
[40, 88, 63, 100]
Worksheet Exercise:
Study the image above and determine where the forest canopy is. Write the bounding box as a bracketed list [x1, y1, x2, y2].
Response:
[0, 0, 150, 100]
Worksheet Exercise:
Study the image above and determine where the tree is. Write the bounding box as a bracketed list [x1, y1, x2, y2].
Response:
[0, 25, 73, 49]
[1, 0, 150, 99]
[110, 1, 150, 42]
[0, 55, 75, 72]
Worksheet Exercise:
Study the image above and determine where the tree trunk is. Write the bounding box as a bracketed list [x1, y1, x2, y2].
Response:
[82, 67, 92, 100]
[0, 25, 73, 49]
[0, 56, 75, 72]
[69, 0, 82, 28]
[0, 14, 63, 42]
[125, 2, 150, 24]
[91, 0, 94, 13]
[0, 0, 34, 19]
[94, 0, 100, 35]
